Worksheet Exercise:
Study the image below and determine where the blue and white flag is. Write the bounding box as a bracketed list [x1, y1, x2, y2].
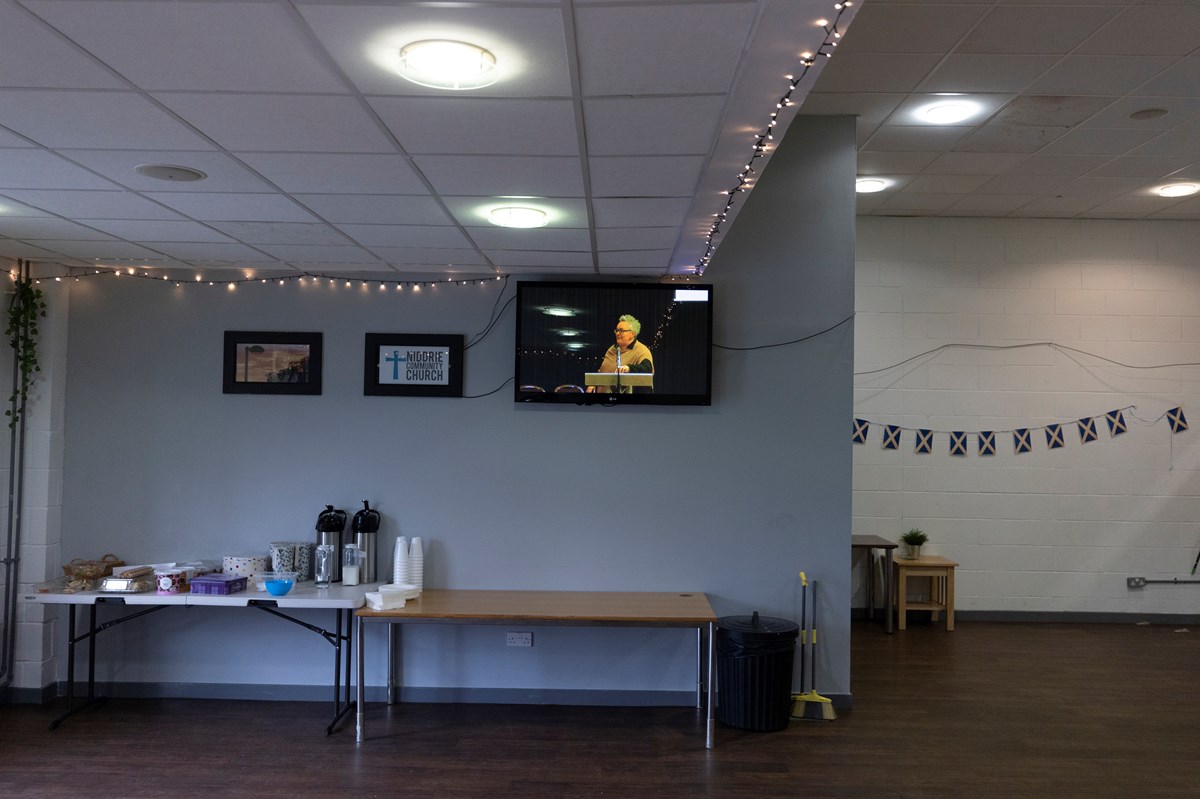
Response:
[1105, 409, 1127, 437]
[852, 418, 869, 444]
[949, 431, 967, 456]
[882, 425, 901, 450]
[1168, 406, 1188, 434]
[1013, 428, 1032, 454]
[978, 431, 996, 456]
[1077, 417, 1098, 444]
[1046, 424, 1065, 449]
[915, 429, 933, 454]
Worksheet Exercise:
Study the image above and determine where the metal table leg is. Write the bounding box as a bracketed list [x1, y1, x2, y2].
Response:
[355, 614, 365, 743]
[884, 548, 894, 634]
[705, 620, 715, 749]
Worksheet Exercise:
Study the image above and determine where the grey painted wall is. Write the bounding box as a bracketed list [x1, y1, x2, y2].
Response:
[56, 116, 855, 700]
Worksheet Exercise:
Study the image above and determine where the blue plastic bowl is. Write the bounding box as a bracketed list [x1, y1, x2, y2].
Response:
[264, 579, 294, 596]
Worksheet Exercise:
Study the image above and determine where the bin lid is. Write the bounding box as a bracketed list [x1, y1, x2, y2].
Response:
[716, 611, 799, 642]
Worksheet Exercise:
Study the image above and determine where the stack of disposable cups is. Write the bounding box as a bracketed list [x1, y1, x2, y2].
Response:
[393, 536, 408, 586]
[409, 537, 423, 591]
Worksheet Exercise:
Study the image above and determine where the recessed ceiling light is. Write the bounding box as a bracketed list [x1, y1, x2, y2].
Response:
[918, 100, 979, 125]
[1129, 108, 1169, 121]
[856, 178, 889, 194]
[542, 306, 576, 318]
[488, 206, 548, 228]
[1157, 183, 1199, 198]
[397, 39, 497, 90]
[565, 343, 586, 351]
[135, 164, 207, 182]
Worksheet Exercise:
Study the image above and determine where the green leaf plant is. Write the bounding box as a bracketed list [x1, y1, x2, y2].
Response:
[5, 276, 47, 429]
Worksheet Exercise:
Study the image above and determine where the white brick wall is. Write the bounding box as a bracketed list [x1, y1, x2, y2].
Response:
[855, 217, 1200, 616]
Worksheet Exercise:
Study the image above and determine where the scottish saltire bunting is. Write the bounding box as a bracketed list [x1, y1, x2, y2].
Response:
[1077, 417, 1098, 444]
[949, 431, 967, 456]
[1014, 428, 1032, 454]
[1168, 406, 1188, 434]
[915, 429, 933, 454]
[852, 418, 870, 444]
[978, 431, 996, 456]
[1105, 409, 1127, 437]
[1045, 423, 1065, 449]
[882, 425, 901, 450]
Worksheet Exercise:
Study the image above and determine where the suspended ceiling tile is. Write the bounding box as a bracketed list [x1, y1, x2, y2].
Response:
[592, 198, 691, 228]
[146, 193, 320, 223]
[856, 151, 940, 175]
[413, 155, 583, 197]
[583, 96, 725, 157]
[0, 90, 213, 150]
[1027, 56, 1179, 97]
[334, 224, 471, 249]
[293, 194, 454, 226]
[62, 150, 275, 193]
[1077, 4, 1200, 57]
[297, 3, 572, 97]
[254, 244, 379, 263]
[155, 94, 395, 153]
[207, 222, 350, 247]
[1137, 57, 1200, 97]
[1130, 128, 1200, 158]
[1052, 176, 1150, 198]
[952, 124, 1069, 154]
[1088, 156, 1196, 179]
[369, 246, 488, 266]
[0, 217, 116, 240]
[145, 242, 278, 262]
[917, 55, 1060, 94]
[287, 262, 396, 274]
[465, 227, 590, 251]
[0, 192, 93, 217]
[1040, 127, 1164, 157]
[0, 2, 127, 89]
[945, 194, 1041, 214]
[903, 174, 995, 194]
[589, 156, 704, 198]
[235, 153, 428, 194]
[976, 173, 1072, 195]
[1081, 97, 1200, 130]
[595, 227, 678, 250]
[575, 3, 754, 95]
[0, 130, 39, 148]
[24, 0, 349, 93]
[957, 6, 1119, 55]
[370, 97, 578, 157]
[1011, 194, 1106, 216]
[78, 219, 234, 243]
[0, 150, 116, 190]
[6, 189, 183, 220]
[1005, 154, 1113, 178]
[483, 250, 593, 269]
[877, 192, 960, 213]
[834, 3, 986, 53]
[866, 125, 972, 152]
[29, 239, 166, 259]
[597, 250, 671, 270]
[922, 152, 1028, 176]
[808, 54, 945, 94]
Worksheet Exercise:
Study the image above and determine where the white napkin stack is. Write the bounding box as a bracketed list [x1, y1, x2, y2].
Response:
[364, 583, 422, 611]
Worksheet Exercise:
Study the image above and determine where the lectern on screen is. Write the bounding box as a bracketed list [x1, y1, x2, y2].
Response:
[514, 281, 714, 406]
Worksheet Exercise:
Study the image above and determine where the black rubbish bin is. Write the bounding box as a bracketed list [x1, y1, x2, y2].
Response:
[716, 611, 800, 731]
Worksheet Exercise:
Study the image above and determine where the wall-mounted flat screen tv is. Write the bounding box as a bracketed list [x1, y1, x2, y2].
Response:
[514, 281, 714, 406]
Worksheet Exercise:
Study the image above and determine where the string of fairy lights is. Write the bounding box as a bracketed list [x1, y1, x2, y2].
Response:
[695, 0, 854, 274]
[12, 264, 506, 292]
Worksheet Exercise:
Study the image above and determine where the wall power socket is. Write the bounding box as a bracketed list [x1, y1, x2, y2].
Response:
[506, 631, 533, 647]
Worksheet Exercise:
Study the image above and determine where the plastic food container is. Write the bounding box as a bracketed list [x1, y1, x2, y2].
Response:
[189, 574, 248, 595]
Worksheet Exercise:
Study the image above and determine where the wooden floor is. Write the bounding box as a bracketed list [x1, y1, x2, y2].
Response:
[2, 619, 1198, 798]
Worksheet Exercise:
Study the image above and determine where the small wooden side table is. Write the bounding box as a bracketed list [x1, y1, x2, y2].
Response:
[893, 555, 958, 631]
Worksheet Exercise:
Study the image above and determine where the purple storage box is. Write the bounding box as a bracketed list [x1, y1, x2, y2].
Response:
[189, 573, 248, 595]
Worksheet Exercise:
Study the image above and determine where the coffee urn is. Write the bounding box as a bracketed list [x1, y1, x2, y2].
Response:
[351, 500, 382, 584]
[315, 505, 347, 582]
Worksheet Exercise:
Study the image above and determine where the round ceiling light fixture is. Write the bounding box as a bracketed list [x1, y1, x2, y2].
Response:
[918, 100, 980, 125]
[541, 306, 576, 318]
[135, 164, 207, 182]
[397, 39, 497, 90]
[1157, 183, 1199, 198]
[856, 178, 889, 194]
[488, 206, 548, 228]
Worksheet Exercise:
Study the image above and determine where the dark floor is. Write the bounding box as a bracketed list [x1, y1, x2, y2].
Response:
[2, 619, 1198, 798]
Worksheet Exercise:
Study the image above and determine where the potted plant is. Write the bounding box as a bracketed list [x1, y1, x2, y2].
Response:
[900, 528, 928, 559]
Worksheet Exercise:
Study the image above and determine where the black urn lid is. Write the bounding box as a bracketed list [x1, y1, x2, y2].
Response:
[316, 504, 347, 533]
[351, 500, 380, 533]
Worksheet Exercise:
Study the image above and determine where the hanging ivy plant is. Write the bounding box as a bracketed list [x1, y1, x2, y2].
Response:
[5, 276, 47, 429]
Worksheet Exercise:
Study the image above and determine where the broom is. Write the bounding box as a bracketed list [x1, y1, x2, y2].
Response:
[792, 575, 837, 721]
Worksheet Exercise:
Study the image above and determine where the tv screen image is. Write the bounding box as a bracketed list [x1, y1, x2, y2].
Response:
[514, 281, 713, 406]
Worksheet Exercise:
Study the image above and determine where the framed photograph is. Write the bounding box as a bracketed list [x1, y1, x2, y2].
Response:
[223, 331, 323, 395]
[364, 333, 464, 398]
